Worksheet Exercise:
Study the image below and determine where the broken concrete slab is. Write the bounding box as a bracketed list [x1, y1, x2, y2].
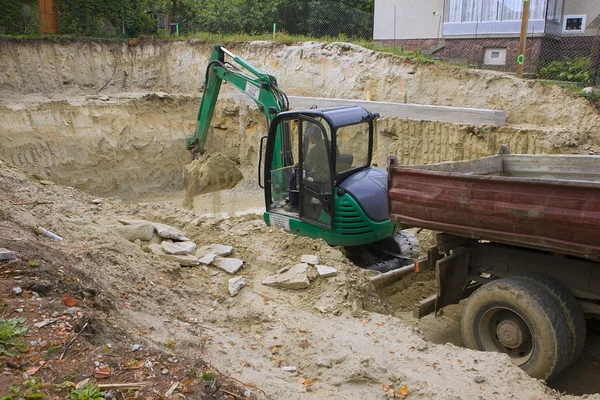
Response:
[115, 223, 155, 242]
[301, 254, 320, 265]
[0, 248, 16, 261]
[162, 240, 196, 255]
[162, 254, 200, 267]
[213, 257, 243, 274]
[118, 219, 189, 241]
[198, 253, 216, 265]
[316, 265, 338, 278]
[228, 276, 247, 296]
[196, 244, 232, 258]
[34, 319, 56, 329]
[262, 263, 310, 290]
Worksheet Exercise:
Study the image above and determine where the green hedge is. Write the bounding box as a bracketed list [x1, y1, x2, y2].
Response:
[538, 57, 593, 85]
[0, 0, 39, 35]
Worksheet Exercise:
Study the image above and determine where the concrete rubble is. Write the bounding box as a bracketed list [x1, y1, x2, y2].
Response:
[161, 240, 197, 255]
[213, 257, 244, 274]
[196, 244, 233, 257]
[165, 255, 200, 267]
[262, 263, 310, 290]
[301, 254, 320, 265]
[0, 248, 16, 261]
[228, 276, 247, 296]
[316, 265, 338, 277]
[115, 223, 155, 242]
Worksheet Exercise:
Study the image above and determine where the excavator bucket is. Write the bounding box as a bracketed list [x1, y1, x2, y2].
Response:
[183, 153, 243, 209]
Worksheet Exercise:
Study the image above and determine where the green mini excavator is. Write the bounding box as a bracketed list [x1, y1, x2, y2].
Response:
[185, 45, 419, 270]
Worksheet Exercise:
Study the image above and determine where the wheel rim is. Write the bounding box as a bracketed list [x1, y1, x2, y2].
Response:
[479, 307, 534, 366]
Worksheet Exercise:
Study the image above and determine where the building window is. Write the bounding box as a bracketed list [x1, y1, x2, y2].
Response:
[563, 15, 586, 33]
[484, 48, 507, 65]
[547, 0, 564, 23]
[445, 0, 546, 22]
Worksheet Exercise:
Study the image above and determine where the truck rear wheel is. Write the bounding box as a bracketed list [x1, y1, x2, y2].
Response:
[514, 273, 586, 367]
[461, 277, 571, 380]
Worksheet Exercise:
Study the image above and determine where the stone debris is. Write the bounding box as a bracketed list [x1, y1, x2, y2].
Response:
[164, 255, 200, 267]
[213, 257, 244, 274]
[162, 240, 196, 255]
[63, 307, 82, 315]
[316, 357, 332, 368]
[262, 263, 310, 290]
[91, 199, 103, 204]
[115, 223, 155, 242]
[40, 180, 55, 186]
[281, 366, 297, 372]
[196, 244, 233, 258]
[118, 219, 190, 241]
[153, 223, 190, 241]
[34, 319, 55, 329]
[198, 253, 216, 265]
[12, 287, 22, 296]
[301, 254, 320, 265]
[228, 276, 247, 296]
[131, 344, 142, 352]
[316, 265, 337, 278]
[474, 374, 486, 383]
[0, 248, 17, 261]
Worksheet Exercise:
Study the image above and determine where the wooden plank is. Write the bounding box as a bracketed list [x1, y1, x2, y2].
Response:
[413, 295, 437, 318]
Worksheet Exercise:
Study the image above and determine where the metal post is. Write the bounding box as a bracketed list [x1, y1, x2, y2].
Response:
[516, 0, 531, 77]
[393, 5, 397, 48]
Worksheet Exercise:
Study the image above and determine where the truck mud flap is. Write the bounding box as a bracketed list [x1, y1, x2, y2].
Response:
[435, 250, 470, 312]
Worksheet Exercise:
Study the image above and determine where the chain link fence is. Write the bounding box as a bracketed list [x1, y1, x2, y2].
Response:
[419, 34, 600, 86]
[277, 1, 373, 40]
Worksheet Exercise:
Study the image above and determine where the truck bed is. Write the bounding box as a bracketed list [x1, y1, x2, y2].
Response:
[388, 153, 600, 262]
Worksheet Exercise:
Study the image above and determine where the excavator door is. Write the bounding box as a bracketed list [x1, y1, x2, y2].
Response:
[263, 114, 334, 229]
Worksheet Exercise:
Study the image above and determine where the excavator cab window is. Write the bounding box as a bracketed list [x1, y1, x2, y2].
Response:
[265, 115, 334, 229]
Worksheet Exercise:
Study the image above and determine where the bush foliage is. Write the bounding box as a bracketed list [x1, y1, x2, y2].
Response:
[0, 0, 374, 38]
[538, 57, 593, 85]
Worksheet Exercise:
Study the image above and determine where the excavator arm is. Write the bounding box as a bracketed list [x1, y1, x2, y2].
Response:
[185, 45, 292, 170]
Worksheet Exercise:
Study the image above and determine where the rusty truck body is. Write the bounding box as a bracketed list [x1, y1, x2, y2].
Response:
[388, 150, 600, 380]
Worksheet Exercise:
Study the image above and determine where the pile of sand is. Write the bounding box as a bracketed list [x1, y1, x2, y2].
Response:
[183, 153, 243, 209]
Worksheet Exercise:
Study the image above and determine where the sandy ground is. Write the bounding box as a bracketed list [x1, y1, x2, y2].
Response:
[2, 162, 592, 399]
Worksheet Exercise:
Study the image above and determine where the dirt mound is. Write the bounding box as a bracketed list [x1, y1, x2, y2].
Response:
[183, 153, 244, 209]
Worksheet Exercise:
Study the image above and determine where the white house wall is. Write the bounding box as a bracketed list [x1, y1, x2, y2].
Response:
[563, 0, 600, 36]
[373, 0, 445, 40]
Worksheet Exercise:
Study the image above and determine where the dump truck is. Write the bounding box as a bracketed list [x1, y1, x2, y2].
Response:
[387, 147, 600, 380]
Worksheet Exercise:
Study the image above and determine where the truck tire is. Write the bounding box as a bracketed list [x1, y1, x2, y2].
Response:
[461, 277, 571, 380]
[513, 273, 586, 367]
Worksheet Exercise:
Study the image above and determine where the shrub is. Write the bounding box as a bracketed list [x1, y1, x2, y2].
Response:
[538, 57, 593, 85]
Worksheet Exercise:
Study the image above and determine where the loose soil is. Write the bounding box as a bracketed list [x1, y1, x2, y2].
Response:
[1, 162, 587, 400]
[1, 37, 600, 400]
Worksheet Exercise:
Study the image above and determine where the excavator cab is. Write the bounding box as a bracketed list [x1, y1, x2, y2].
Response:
[261, 106, 397, 247]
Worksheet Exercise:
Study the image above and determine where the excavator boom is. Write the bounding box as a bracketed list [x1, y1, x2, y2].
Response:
[185, 45, 291, 169]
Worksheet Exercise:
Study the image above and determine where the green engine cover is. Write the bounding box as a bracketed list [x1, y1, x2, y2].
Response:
[264, 192, 395, 247]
